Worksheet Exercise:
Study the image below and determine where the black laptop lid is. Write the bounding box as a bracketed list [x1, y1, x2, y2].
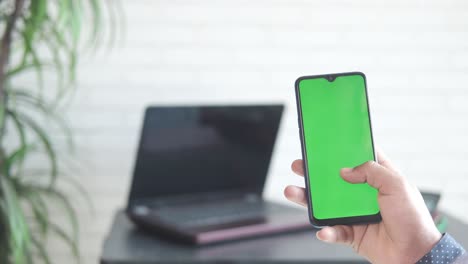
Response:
[128, 104, 284, 204]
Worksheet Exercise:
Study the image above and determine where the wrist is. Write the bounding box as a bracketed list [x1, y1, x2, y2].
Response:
[416, 233, 466, 264]
[410, 230, 442, 263]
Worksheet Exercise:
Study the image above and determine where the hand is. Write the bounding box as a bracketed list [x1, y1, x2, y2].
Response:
[284, 150, 442, 264]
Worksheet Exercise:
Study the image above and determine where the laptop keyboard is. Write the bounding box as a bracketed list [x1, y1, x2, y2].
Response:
[135, 196, 266, 228]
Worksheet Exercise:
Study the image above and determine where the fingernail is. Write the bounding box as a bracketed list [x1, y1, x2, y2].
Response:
[316, 230, 325, 241]
[341, 168, 353, 175]
[316, 229, 334, 243]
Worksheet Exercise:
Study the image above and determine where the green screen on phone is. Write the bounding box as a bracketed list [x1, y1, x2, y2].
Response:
[297, 73, 379, 220]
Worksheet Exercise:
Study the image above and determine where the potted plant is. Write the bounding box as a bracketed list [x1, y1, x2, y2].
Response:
[0, 0, 116, 262]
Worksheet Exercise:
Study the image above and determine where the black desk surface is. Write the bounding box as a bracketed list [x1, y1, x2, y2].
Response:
[101, 209, 468, 264]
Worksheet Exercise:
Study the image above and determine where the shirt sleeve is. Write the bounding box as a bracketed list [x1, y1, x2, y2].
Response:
[417, 233, 466, 264]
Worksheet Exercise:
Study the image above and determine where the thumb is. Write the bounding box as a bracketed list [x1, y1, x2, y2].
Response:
[340, 161, 403, 195]
[316, 226, 354, 246]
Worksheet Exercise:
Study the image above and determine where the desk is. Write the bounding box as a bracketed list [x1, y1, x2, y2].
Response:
[101, 209, 468, 264]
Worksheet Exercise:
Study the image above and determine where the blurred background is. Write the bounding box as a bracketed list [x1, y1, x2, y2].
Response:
[9, 0, 468, 262]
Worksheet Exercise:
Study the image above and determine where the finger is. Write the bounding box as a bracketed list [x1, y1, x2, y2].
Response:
[316, 226, 354, 246]
[375, 147, 397, 171]
[291, 159, 304, 176]
[340, 161, 402, 195]
[284, 185, 307, 206]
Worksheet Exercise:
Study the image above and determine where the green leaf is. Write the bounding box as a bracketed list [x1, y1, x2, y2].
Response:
[56, 0, 70, 25]
[8, 90, 75, 151]
[31, 235, 52, 264]
[50, 222, 80, 261]
[3, 144, 31, 176]
[45, 14, 78, 90]
[7, 89, 51, 113]
[87, 0, 102, 47]
[43, 15, 79, 103]
[0, 104, 5, 138]
[31, 186, 79, 244]
[4, 110, 28, 175]
[19, 29, 45, 96]
[58, 174, 94, 214]
[16, 112, 58, 186]
[45, 189, 79, 247]
[18, 167, 94, 215]
[45, 13, 69, 48]
[28, 185, 80, 260]
[107, 0, 125, 50]
[5, 61, 49, 80]
[31, 0, 47, 25]
[17, 182, 82, 261]
[0, 0, 119, 262]
[69, 0, 83, 46]
[0, 176, 31, 264]
[22, 189, 49, 237]
[43, 30, 66, 98]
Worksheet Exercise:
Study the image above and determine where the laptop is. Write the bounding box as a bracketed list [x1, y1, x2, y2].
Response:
[126, 105, 310, 245]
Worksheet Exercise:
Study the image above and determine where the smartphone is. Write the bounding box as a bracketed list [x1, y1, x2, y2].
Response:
[295, 72, 381, 226]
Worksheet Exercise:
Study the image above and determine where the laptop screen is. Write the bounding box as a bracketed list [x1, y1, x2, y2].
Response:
[128, 105, 284, 203]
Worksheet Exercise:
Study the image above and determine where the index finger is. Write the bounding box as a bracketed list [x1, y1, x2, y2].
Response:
[291, 159, 304, 176]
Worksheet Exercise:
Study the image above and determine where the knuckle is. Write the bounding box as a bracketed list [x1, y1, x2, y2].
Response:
[361, 160, 378, 174]
[388, 171, 407, 191]
[366, 160, 378, 168]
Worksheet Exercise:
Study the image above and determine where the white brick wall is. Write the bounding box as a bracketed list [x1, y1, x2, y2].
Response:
[31, 0, 468, 262]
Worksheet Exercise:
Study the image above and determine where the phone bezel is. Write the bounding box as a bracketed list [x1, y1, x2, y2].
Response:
[294, 71, 382, 227]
